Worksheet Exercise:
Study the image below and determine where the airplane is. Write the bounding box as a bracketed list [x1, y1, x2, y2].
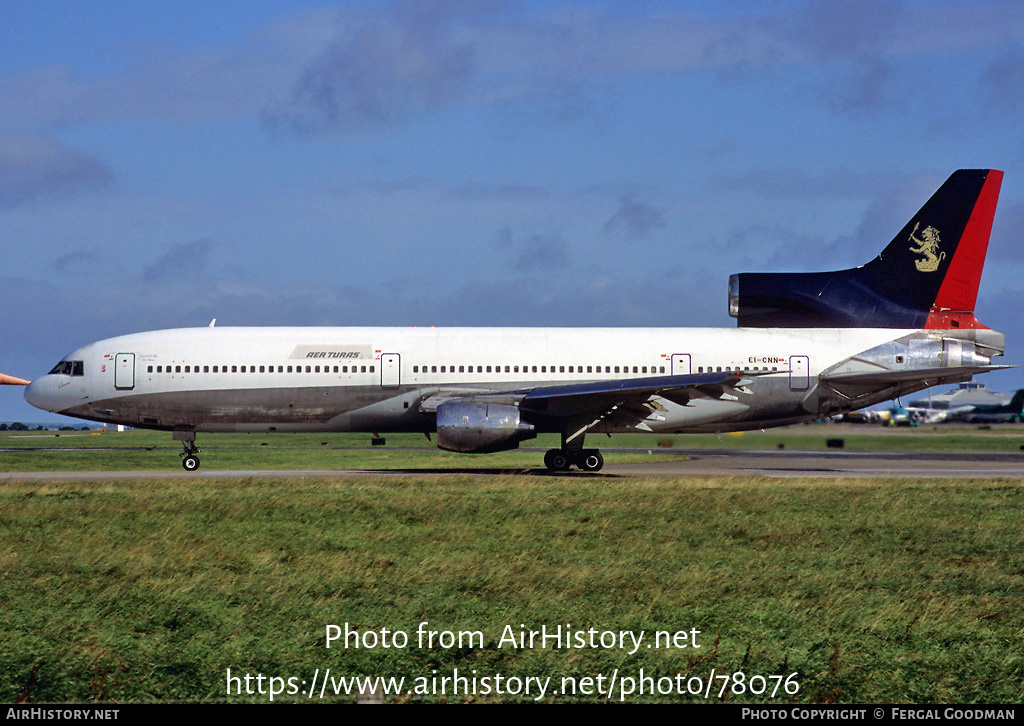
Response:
[24, 169, 1010, 472]
[884, 403, 963, 426]
[953, 389, 1024, 423]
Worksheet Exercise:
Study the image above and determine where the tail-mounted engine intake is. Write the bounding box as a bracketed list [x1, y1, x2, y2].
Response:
[436, 400, 537, 453]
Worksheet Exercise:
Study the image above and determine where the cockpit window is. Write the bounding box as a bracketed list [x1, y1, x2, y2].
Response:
[48, 360, 84, 376]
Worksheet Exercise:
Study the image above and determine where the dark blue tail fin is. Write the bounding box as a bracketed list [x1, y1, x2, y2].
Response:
[729, 169, 1003, 329]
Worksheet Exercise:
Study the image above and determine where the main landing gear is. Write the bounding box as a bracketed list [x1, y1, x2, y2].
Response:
[174, 431, 201, 471]
[543, 448, 604, 472]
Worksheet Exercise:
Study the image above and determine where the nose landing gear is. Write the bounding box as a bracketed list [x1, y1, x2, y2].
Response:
[181, 448, 200, 471]
[174, 430, 200, 471]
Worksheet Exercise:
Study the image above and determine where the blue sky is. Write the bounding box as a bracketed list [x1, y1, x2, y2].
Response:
[3, 0, 1024, 423]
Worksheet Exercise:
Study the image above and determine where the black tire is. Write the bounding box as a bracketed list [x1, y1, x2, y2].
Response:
[576, 450, 604, 472]
[182, 455, 200, 471]
[544, 449, 571, 471]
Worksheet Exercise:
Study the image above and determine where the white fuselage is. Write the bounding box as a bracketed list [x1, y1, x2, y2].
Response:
[25, 325, 920, 435]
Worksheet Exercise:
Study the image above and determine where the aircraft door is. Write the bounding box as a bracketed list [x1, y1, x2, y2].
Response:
[789, 355, 809, 390]
[671, 354, 692, 375]
[114, 353, 135, 390]
[381, 353, 400, 387]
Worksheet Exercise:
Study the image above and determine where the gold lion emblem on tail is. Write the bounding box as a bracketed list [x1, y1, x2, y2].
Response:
[909, 222, 945, 273]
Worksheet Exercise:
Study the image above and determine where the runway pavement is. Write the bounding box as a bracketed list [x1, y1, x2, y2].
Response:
[604, 449, 1024, 478]
[2, 448, 1023, 480]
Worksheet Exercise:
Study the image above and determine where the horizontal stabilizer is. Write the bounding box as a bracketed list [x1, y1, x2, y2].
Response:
[821, 364, 1014, 386]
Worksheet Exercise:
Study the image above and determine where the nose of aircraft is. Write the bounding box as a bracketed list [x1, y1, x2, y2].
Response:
[24, 377, 61, 413]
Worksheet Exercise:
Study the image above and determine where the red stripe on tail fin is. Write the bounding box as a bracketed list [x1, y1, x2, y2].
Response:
[925, 169, 1003, 329]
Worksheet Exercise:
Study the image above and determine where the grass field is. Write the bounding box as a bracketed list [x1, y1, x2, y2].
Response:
[2, 429, 1022, 703]
[3, 424, 1024, 473]
[0, 430, 689, 472]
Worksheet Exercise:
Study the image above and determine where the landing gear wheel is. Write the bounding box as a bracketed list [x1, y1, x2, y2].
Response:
[575, 450, 604, 472]
[177, 434, 201, 471]
[544, 449, 571, 471]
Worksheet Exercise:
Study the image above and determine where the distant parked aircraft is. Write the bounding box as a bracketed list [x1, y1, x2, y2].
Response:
[954, 389, 1024, 423]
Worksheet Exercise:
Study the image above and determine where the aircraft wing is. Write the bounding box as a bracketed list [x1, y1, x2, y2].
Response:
[518, 371, 750, 415]
[420, 371, 755, 438]
[420, 371, 751, 412]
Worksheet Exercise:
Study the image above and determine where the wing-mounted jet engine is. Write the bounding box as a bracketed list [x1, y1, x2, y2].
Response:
[436, 400, 537, 454]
